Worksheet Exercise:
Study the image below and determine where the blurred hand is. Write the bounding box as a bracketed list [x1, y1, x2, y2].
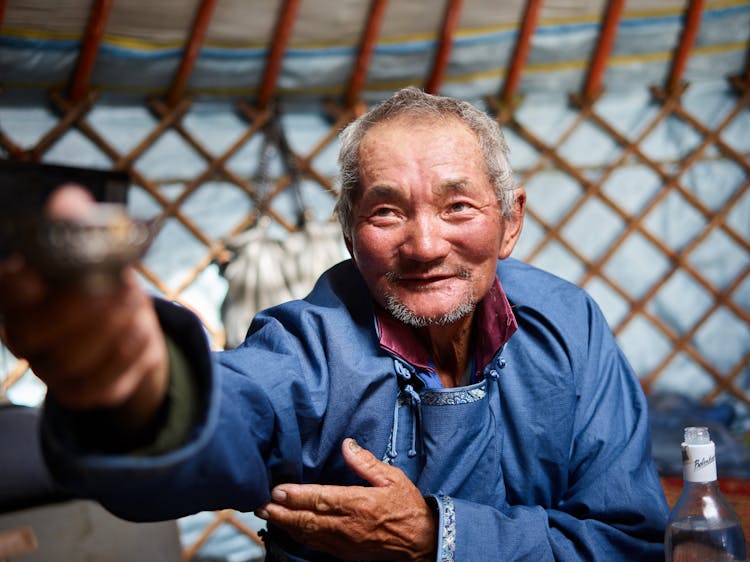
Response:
[256, 438, 437, 561]
[0, 185, 169, 431]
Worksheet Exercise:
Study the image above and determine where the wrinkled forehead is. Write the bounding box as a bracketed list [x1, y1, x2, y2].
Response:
[358, 115, 479, 166]
[355, 126, 496, 216]
[364, 111, 470, 138]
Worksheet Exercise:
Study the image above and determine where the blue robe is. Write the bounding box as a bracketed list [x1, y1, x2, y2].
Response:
[42, 258, 669, 561]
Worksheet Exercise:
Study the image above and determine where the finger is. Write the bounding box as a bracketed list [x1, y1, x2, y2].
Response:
[0, 256, 47, 312]
[341, 437, 397, 487]
[255, 499, 323, 540]
[4, 277, 133, 367]
[44, 184, 95, 220]
[3, 270, 162, 411]
[266, 483, 342, 514]
[256, 497, 364, 555]
[46, 288, 164, 410]
[255, 504, 338, 554]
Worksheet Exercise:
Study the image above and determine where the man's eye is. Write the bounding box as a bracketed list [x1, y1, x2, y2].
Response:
[372, 207, 396, 217]
[449, 202, 471, 213]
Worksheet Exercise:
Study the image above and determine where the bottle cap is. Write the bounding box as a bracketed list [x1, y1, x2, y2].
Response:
[684, 426, 711, 445]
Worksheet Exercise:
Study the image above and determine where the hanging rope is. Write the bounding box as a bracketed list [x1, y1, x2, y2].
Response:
[219, 103, 346, 348]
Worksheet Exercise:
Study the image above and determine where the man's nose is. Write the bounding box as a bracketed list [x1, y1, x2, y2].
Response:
[399, 215, 450, 262]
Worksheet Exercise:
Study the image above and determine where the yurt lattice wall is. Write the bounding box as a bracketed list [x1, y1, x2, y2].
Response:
[1, 1, 749, 558]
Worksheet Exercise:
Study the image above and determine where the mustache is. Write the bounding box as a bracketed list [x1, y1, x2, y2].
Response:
[385, 267, 472, 282]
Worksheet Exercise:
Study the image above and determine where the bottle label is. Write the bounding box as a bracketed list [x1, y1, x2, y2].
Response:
[682, 442, 717, 482]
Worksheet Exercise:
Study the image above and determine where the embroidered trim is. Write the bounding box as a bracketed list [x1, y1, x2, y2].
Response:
[437, 495, 456, 562]
[420, 386, 486, 406]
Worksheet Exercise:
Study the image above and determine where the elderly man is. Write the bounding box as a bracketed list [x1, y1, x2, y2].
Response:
[0, 87, 668, 561]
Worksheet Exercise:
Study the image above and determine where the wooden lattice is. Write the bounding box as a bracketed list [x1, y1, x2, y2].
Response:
[1, 1, 749, 559]
[489, 80, 750, 405]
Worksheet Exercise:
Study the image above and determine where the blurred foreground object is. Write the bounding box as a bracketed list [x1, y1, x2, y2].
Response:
[7, 203, 156, 293]
[0, 161, 155, 292]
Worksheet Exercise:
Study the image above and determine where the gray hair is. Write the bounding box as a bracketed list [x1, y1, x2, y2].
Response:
[334, 86, 517, 243]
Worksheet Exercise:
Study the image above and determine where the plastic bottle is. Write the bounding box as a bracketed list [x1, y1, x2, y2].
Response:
[665, 426, 748, 562]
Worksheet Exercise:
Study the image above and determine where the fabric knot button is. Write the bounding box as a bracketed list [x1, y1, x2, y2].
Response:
[394, 360, 413, 380]
[404, 384, 421, 404]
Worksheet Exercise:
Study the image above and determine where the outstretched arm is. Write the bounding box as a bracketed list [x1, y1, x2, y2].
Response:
[0, 185, 170, 440]
[257, 438, 437, 562]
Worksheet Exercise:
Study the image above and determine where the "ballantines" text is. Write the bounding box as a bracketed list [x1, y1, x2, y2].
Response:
[694, 455, 715, 470]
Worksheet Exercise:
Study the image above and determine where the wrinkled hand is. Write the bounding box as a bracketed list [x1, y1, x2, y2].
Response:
[256, 438, 437, 561]
[0, 185, 169, 431]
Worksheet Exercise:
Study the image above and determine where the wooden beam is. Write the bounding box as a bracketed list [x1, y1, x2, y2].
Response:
[581, 0, 625, 102]
[67, 0, 113, 103]
[666, 0, 704, 95]
[500, 0, 543, 107]
[425, 0, 464, 95]
[257, 0, 301, 109]
[345, 0, 389, 109]
[166, 0, 218, 107]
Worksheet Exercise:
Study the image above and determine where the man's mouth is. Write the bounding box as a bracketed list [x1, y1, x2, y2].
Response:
[386, 268, 471, 284]
[398, 274, 450, 283]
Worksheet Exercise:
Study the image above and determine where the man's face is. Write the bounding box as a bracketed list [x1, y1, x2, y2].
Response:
[348, 116, 519, 326]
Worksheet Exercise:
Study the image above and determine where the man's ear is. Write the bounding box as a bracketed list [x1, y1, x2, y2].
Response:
[498, 188, 526, 259]
[344, 236, 354, 258]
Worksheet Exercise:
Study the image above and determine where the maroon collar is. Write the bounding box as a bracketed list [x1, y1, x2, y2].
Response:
[376, 276, 518, 378]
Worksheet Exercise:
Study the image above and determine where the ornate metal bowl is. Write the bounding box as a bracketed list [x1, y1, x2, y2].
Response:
[7, 204, 158, 293]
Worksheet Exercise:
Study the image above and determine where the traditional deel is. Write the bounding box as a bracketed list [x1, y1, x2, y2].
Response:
[42, 258, 669, 561]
